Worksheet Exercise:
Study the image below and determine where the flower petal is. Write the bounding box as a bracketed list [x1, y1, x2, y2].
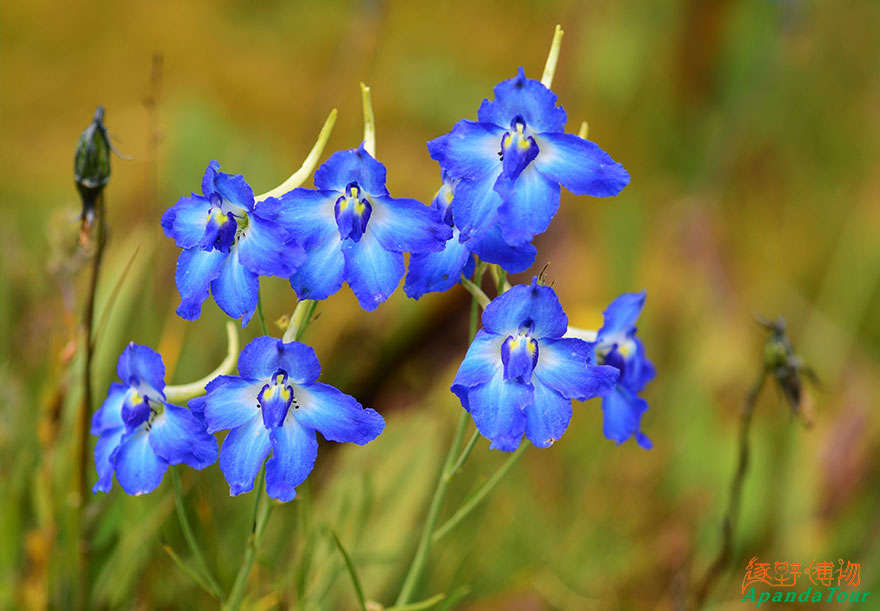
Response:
[342, 229, 405, 311]
[265, 417, 318, 502]
[201, 375, 263, 433]
[601, 386, 651, 449]
[91, 382, 127, 434]
[369, 195, 452, 254]
[161, 194, 211, 249]
[219, 413, 272, 496]
[112, 427, 168, 495]
[235, 336, 321, 384]
[314, 146, 388, 196]
[598, 290, 647, 338]
[211, 168, 255, 211]
[477, 67, 567, 134]
[148, 403, 218, 469]
[525, 378, 572, 448]
[534, 338, 619, 401]
[468, 224, 536, 274]
[289, 231, 345, 301]
[482, 278, 568, 339]
[494, 165, 561, 245]
[210, 247, 259, 326]
[534, 132, 629, 197]
[237, 211, 305, 278]
[292, 382, 384, 444]
[92, 426, 124, 494]
[427, 120, 505, 181]
[175, 246, 227, 321]
[465, 368, 531, 452]
[404, 228, 475, 299]
[116, 344, 166, 398]
[451, 330, 505, 404]
[257, 190, 338, 249]
[449, 167, 502, 242]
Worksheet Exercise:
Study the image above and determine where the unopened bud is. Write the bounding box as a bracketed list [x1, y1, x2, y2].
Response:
[74, 106, 111, 224]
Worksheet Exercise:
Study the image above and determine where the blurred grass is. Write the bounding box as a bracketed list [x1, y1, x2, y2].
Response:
[2, 0, 880, 608]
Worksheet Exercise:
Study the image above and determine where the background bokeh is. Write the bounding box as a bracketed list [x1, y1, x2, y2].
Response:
[2, 0, 879, 608]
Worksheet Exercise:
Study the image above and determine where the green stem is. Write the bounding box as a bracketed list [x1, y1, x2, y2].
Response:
[171, 467, 224, 600]
[432, 443, 527, 543]
[224, 470, 273, 611]
[396, 411, 469, 606]
[396, 263, 486, 605]
[330, 530, 368, 611]
[256, 295, 269, 336]
[448, 430, 480, 479]
[161, 541, 220, 600]
[692, 370, 767, 609]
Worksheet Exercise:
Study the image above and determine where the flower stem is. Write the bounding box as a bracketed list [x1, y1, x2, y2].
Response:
[395, 264, 486, 605]
[692, 370, 767, 608]
[224, 469, 273, 611]
[395, 410, 469, 606]
[256, 294, 269, 336]
[448, 430, 480, 479]
[432, 443, 526, 543]
[171, 467, 224, 600]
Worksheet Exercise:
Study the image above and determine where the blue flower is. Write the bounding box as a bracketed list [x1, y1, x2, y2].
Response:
[91, 344, 218, 495]
[427, 67, 629, 252]
[161, 161, 305, 325]
[193, 336, 385, 501]
[451, 278, 619, 451]
[259, 145, 452, 311]
[404, 172, 536, 299]
[591, 290, 655, 449]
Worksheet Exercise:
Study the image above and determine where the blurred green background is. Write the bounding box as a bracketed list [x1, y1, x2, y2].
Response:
[2, 0, 879, 608]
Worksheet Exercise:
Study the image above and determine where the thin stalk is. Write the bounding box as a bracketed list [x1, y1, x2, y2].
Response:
[330, 530, 368, 611]
[448, 430, 480, 479]
[432, 443, 527, 543]
[256, 295, 269, 336]
[396, 264, 485, 605]
[224, 469, 273, 611]
[76, 190, 106, 504]
[161, 542, 220, 600]
[395, 411, 469, 605]
[171, 467, 224, 600]
[577, 121, 589, 140]
[692, 371, 767, 608]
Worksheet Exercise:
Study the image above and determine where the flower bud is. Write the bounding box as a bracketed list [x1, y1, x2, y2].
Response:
[74, 106, 111, 224]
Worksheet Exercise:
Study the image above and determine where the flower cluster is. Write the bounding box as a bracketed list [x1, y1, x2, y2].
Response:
[93, 42, 655, 502]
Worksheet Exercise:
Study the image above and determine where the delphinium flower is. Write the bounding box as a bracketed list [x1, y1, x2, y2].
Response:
[91, 343, 218, 495]
[161, 161, 305, 325]
[192, 336, 384, 501]
[589, 290, 655, 449]
[427, 67, 629, 259]
[404, 171, 536, 299]
[451, 278, 619, 451]
[259, 144, 452, 310]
